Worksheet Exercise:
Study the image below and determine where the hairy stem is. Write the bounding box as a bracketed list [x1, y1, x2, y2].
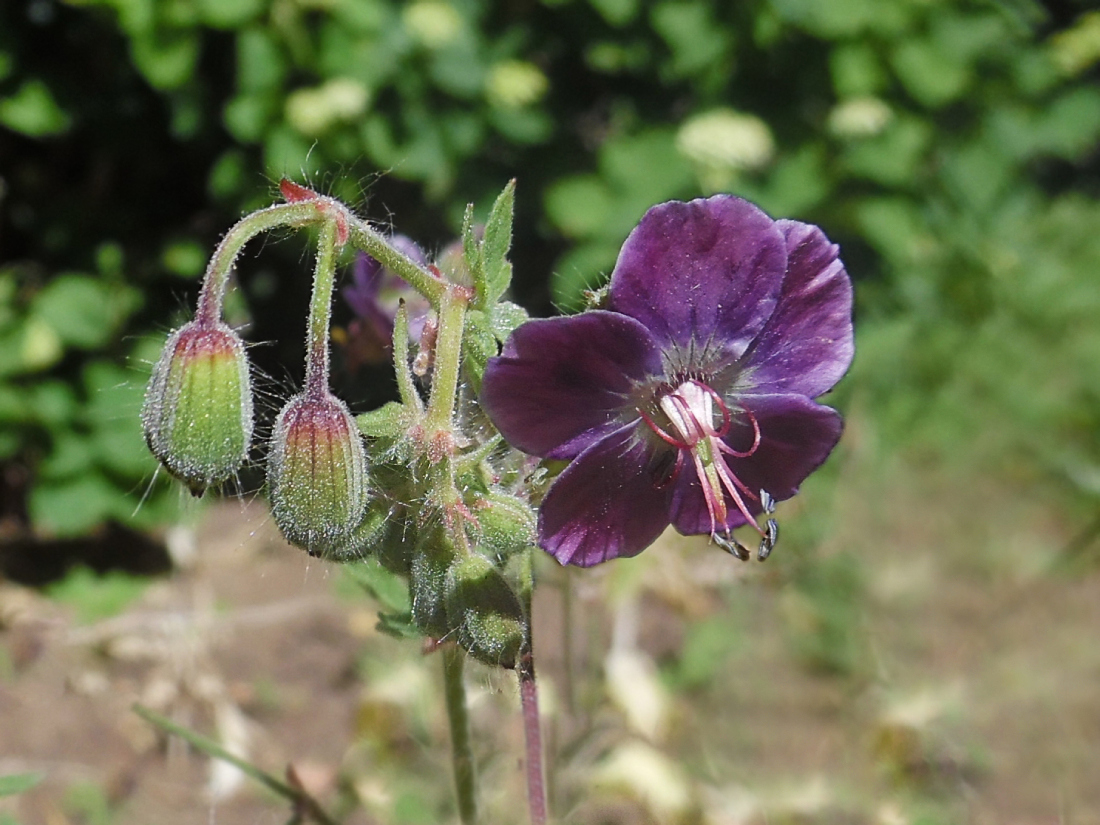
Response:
[347, 217, 446, 308]
[196, 201, 319, 325]
[304, 218, 340, 396]
[519, 549, 548, 825]
[443, 645, 478, 825]
[425, 284, 473, 552]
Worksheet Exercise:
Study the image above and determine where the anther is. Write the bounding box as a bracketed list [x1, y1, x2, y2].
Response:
[760, 489, 775, 514]
[714, 531, 750, 561]
[757, 519, 778, 562]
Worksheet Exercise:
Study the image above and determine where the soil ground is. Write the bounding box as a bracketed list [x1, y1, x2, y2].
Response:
[1, 436, 1099, 825]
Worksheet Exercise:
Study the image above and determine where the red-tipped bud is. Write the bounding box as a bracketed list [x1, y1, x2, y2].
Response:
[268, 390, 369, 556]
[141, 320, 253, 495]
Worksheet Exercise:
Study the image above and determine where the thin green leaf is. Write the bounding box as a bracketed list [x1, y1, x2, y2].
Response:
[461, 202, 484, 297]
[479, 180, 516, 306]
[132, 705, 340, 825]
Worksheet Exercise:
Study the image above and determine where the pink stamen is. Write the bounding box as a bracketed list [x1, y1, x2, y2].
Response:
[638, 406, 692, 449]
[639, 379, 771, 541]
[717, 407, 760, 457]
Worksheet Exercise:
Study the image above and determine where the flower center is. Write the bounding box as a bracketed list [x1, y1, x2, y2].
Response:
[640, 379, 778, 561]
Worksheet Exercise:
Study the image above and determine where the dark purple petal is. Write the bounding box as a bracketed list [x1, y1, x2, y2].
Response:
[343, 253, 384, 319]
[538, 425, 671, 566]
[481, 311, 664, 460]
[668, 393, 843, 535]
[739, 221, 854, 398]
[608, 195, 787, 356]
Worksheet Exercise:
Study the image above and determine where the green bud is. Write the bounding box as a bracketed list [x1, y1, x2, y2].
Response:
[268, 390, 369, 556]
[445, 554, 526, 669]
[410, 521, 455, 637]
[474, 492, 536, 563]
[141, 320, 253, 495]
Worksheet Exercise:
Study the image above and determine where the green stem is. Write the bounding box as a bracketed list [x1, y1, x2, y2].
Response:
[132, 704, 340, 825]
[425, 285, 473, 554]
[425, 285, 468, 434]
[197, 201, 320, 325]
[305, 218, 340, 395]
[393, 301, 424, 414]
[443, 645, 478, 825]
[347, 217, 447, 309]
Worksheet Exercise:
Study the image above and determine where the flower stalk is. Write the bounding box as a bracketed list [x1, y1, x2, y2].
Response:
[443, 644, 478, 825]
[305, 217, 341, 394]
[347, 216, 447, 309]
[196, 201, 321, 325]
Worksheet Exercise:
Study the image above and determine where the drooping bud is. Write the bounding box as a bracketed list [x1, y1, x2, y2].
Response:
[410, 521, 455, 638]
[268, 390, 369, 556]
[445, 553, 526, 669]
[473, 492, 536, 564]
[141, 319, 253, 495]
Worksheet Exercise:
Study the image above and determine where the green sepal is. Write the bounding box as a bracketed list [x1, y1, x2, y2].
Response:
[473, 491, 536, 564]
[410, 521, 456, 638]
[462, 309, 498, 392]
[372, 509, 415, 575]
[356, 401, 410, 440]
[445, 553, 526, 669]
[326, 500, 395, 562]
[583, 283, 611, 310]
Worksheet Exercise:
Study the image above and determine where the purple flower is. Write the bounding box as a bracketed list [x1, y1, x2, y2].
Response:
[342, 238, 432, 367]
[480, 195, 853, 567]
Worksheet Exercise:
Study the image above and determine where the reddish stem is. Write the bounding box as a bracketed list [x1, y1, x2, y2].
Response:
[520, 662, 547, 825]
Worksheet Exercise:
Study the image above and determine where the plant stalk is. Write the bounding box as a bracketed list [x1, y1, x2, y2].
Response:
[443, 645, 478, 825]
[304, 217, 340, 395]
[196, 201, 319, 325]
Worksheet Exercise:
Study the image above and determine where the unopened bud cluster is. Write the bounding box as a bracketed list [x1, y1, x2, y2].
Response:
[143, 180, 537, 672]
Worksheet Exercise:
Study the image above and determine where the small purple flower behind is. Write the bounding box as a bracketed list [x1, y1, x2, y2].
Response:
[480, 195, 854, 567]
[341, 238, 433, 368]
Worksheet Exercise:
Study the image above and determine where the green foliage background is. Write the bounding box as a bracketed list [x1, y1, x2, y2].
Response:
[1, 0, 1098, 539]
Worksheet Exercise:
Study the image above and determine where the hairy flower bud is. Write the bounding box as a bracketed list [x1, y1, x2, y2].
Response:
[474, 492, 536, 563]
[445, 554, 526, 669]
[141, 320, 253, 495]
[268, 390, 369, 556]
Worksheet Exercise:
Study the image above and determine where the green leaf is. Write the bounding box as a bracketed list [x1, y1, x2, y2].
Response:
[478, 180, 515, 306]
[31, 274, 139, 350]
[0, 773, 45, 797]
[0, 80, 70, 137]
[651, 1, 730, 79]
[488, 300, 529, 344]
[842, 115, 932, 187]
[131, 30, 199, 91]
[45, 567, 150, 624]
[461, 202, 483, 292]
[461, 309, 498, 392]
[589, 0, 639, 26]
[356, 402, 409, 440]
[196, 0, 264, 29]
[891, 37, 970, 108]
[343, 558, 411, 614]
[28, 475, 121, 537]
[544, 176, 614, 239]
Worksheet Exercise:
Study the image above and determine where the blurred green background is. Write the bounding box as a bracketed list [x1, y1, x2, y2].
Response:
[2, 0, 1098, 542]
[1, 0, 1100, 821]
